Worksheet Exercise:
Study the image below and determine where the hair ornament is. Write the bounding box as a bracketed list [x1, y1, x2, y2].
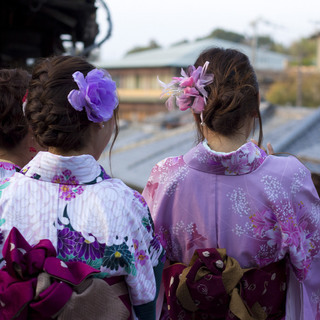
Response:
[158, 61, 214, 114]
[68, 69, 118, 123]
[22, 89, 28, 114]
[200, 112, 205, 126]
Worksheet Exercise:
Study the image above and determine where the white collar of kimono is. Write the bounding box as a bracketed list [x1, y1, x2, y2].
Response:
[19, 151, 110, 185]
[183, 141, 267, 175]
[201, 140, 247, 155]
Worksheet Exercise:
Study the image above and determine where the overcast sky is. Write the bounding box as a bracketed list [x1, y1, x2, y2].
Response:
[95, 0, 320, 61]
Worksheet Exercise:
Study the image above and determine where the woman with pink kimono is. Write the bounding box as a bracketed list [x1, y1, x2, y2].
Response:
[143, 48, 320, 319]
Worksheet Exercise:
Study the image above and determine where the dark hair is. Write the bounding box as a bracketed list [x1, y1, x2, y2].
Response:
[194, 48, 263, 145]
[0, 69, 30, 149]
[25, 56, 119, 152]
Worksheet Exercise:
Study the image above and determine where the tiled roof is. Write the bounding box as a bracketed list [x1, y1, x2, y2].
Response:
[99, 104, 320, 190]
[94, 38, 288, 71]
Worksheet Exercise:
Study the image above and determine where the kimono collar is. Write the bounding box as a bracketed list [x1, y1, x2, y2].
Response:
[0, 160, 21, 172]
[184, 141, 267, 175]
[20, 151, 110, 185]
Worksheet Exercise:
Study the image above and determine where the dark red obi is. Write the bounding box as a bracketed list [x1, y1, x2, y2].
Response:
[0, 227, 131, 320]
[163, 248, 286, 320]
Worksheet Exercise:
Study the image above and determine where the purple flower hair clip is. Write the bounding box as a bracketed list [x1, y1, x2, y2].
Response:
[158, 61, 214, 114]
[68, 68, 118, 123]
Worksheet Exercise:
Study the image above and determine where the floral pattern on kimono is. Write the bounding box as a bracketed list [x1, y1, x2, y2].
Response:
[0, 151, 163, 306]
[143, 141, 320, 319]
[0, 160, 20, 181]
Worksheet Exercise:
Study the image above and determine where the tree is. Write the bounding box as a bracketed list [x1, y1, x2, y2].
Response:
[171, 39, 189, 47]
[197, 28, 245, 43]
[269, 42, 288, 54]
[126, 40, 161, 55]
[266, 72, 320, 107]
[288, 38, 316, 66]
[256, 35, 275, 48]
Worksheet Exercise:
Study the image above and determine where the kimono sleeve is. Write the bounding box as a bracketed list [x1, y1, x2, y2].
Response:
[113, 190, 164, 308]
[142, 157, 173, 220]
[285, 160, 320, 319]
[142, 163, 160, 217]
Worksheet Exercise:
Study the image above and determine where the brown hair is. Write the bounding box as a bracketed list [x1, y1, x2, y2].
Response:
[0, 69, 30, 149]
[25, 56, 119, 152]
[194, 48, 263, 145]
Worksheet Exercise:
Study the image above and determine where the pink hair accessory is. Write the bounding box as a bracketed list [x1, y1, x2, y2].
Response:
[22, 89, 28, 114]
[158, 61, 214, 114]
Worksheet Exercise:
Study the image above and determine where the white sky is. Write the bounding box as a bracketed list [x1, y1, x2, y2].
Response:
[95, 0, 320, 61]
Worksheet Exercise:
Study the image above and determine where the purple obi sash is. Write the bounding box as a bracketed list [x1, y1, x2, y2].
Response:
[0, 227, 131, 320]
[163, 248, 286, 320]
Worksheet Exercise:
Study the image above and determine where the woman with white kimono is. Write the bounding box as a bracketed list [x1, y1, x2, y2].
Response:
[0, 56, 164, 319]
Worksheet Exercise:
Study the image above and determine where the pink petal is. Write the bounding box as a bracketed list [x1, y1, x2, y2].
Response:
[191, 96, 205, 113]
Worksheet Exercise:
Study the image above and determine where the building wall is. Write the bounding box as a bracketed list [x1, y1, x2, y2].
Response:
[110, 67, 178, 90]
[109, 67, 178, 120]
[108, 66, 285, 120]
[118, 102, 165, 121]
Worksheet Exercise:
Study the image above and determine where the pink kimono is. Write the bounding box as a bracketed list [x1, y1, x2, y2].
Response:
[143, 141, 320, 319]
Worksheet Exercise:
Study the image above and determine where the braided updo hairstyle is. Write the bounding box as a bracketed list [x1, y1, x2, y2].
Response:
[194, 48, 263, 145]
[0, 69, 30, 149]
[25, 55, 119, 152]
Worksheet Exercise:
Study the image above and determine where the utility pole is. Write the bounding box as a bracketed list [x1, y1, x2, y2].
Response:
[309, 21, 320, 70]
[296, 55, 303, 107]
[250, 18, 284, 69]
[250, 19, 258, 69]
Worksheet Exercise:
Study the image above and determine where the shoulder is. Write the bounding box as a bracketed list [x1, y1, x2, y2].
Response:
[146, 155, 187, 190]
[98, 177, 149, 213]
[264, 154, 309, 176]
[257, 154, 315, 198]
[151, 155, 185, 174]
[0, 162, 19, 181]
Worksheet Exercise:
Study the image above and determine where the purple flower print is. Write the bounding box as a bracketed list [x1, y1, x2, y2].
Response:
[59, 184, 84, 201]
[52, 174, 65, 184]
[100, 166, 111, 180]
[57, 227, 77, 258]
[75, 233, 105, 260]
[52, 169, 84, 201]
[250, 208, 278, 238]
[150, 235, 161, 251]
[59, 185, 75, 201]
[0, 230, 3, 245]
[62, 170, 72, 179]
[219, 142, 266, 175]
[132, 239, 139, 251]
[135, 249, 149, 266]
[133, 191, 147, 207]
[289, 233, 312, 280]
[265, 224, 285, 249]
[0, 162, 17, 172]
[281, 219, 302, 248]
[251, 198, 317, 280]
[142, 217, 153, 233]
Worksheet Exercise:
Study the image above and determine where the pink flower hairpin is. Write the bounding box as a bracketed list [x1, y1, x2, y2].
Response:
[158, 61, 214, 114]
